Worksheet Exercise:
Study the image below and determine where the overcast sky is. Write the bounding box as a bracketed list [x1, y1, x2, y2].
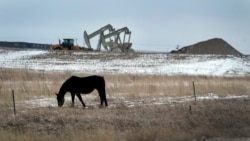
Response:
[0, 0, 250, 54]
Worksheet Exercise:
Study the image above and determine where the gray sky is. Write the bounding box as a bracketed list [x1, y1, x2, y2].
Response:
[1, 0, 250, 54]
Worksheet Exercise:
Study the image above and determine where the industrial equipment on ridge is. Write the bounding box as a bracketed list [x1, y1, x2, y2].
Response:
[50, 24, 134, 52]
[84, 24, 134, 53]
[50, 38, 83, 50]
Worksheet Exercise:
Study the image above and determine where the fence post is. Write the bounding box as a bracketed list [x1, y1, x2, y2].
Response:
[12, 89, 16, 116]
[189, 105, 192, 114]
[192, 81, 196, 102]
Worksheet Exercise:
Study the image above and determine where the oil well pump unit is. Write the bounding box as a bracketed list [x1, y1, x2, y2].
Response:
[84, 24, 134, 53]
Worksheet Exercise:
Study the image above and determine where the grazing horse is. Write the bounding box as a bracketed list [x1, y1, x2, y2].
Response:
[56, 75, 108, 107]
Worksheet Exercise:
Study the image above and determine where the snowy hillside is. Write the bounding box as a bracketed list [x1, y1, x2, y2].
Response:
[0, 49, 250, 76]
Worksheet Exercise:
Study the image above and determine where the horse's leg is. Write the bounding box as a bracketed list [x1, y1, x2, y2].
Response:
[71, 93, 75, 107]
[103, 90, 108, 106]
[98, 88, 108, 107]
[76, 93, 86, 107]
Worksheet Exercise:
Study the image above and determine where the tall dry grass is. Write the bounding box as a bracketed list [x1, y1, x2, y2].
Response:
[1, 69, 249, 98]
[1, 99, 250, 141]
[0, 69, 250, 141]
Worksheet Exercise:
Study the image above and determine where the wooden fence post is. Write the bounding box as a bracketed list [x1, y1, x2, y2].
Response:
[193, 81, 196, 102]
[189, 105, 192, 114]
[12, 89, 16, 116]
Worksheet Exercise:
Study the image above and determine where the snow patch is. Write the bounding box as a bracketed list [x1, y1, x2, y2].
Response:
[0, 49, 250, 76]
[22, 94, 249, 109]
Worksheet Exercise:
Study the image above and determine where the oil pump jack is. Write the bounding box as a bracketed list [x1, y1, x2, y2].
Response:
[84, 24, 134, 53]
[84, 24, 115, 51]
[101, 27, 133, 52]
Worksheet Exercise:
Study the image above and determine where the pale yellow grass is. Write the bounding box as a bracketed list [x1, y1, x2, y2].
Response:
[1, 69, 249, 97]
[0, 69, 250, 141]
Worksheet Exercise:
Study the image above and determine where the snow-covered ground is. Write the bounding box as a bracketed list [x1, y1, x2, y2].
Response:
[21, 93, 250, 108]
[0, 48, 250, 76]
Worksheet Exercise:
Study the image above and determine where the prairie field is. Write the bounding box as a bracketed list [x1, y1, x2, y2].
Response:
[0, 69, 250, 141]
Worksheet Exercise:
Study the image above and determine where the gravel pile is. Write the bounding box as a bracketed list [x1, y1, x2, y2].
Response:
[172, 38, 242, 56]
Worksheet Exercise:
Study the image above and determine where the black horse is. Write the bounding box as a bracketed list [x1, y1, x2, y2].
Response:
[56, 75, 108, 107]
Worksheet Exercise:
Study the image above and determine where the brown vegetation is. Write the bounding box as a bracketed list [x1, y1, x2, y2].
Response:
[0, 69, 250, 141]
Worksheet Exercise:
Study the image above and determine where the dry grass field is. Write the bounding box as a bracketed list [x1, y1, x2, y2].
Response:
[0, 69, 250, 141]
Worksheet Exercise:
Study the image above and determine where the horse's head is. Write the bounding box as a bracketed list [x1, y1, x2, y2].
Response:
[56, 93, 65, 107]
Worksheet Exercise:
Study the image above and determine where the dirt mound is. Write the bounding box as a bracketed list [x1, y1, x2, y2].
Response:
[171, 38, 242, 56]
